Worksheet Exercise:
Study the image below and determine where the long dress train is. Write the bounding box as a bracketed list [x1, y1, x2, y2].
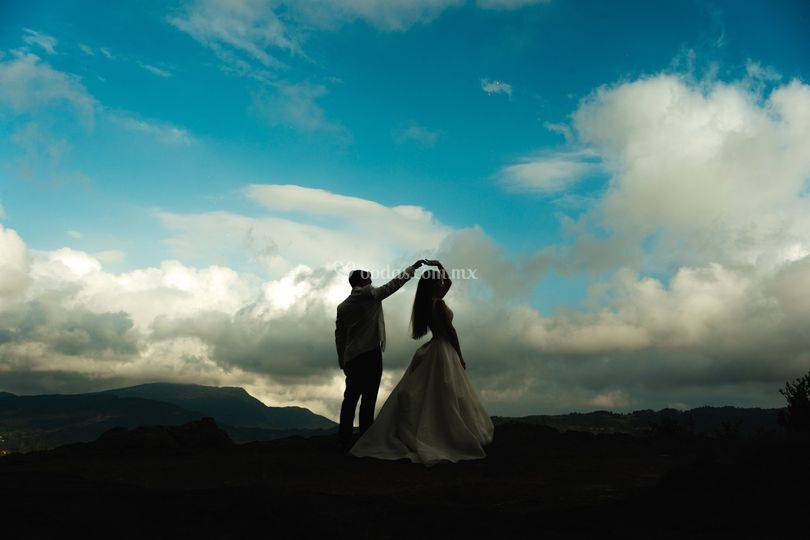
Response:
[349, 335, 494, 466]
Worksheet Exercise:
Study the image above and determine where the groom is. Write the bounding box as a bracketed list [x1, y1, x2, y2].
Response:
[335, 259, 427, 451]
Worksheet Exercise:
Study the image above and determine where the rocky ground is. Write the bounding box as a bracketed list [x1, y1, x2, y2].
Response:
[0, 418, 806, 538]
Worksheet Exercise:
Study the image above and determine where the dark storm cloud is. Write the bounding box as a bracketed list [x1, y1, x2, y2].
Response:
[0, 298, 138, 357]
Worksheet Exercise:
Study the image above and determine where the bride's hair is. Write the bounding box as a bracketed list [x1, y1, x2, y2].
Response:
[410, 269, 443, 339]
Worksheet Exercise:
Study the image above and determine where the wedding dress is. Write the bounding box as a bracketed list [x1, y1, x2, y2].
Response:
[349, 303, 494, 466]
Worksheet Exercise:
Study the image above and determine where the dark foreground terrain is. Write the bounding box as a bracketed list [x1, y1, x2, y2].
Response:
[1, 418, 807, 539]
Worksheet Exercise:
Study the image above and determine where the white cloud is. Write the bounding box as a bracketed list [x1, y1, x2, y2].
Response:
[159, 184, 450, 275]
[93, 250, 126, 264]
[66, 230, 82, 239]
[486, 70, 810, 410]
[166, 0, 475, 136]
[0, 50, 93, 182]
[168, 0, 299, 67]
[7, 121, 87, 186]
[99, 47, 114, 59]
[481, 78, 512, 98]
[0, 225, 29, 305]
[288, 0, 464, 32]
[587, 390, 632, 409]
[0, 51, 96, 117]
[3, 205, 517, 417]
[5, 67, 810, 417]
[745, 59, 781, 82]
[78, 44, 94, 56]
[571, 74, 810, 269]
[25, 247, 254, 331]
[171, 0, 537, 50]
[498, 149, 602, 194]
[392, 123, 440, 147]
[3, 167, 810, 417]
[22, 28, 57, 55]
[476, 0, 548, 9]
[543, 121, 574, 144]
[167, 0, 553, 82]
[0, 41, 192, 184]
[492, 72, 810, 403]
[109, 113, 194, 145]
[246, 184, 446, 245]
[171, 0, 539, 84]
[139, 62, 172, 77]
[251, 82, 343, 133]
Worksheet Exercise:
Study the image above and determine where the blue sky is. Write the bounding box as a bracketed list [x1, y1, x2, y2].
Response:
[2, 1, 810, 415]
[3, 1, 806, 274]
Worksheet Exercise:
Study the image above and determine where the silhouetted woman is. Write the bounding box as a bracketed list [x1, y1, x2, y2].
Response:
[350, 260, 494, 466]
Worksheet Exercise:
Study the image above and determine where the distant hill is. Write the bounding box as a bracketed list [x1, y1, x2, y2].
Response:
[2, 382, 783, 455]
[493, 406, 782, 435]
[0, 383, 337, 453]
[99, 382, 336, 430]
[0, 393, 204, 452]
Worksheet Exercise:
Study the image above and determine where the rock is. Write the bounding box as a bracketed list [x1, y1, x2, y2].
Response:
[93, 417, 233, 455]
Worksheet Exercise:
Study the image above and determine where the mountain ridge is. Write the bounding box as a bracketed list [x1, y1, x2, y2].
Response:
[493, 405, 782, 435]
[0, 382, 336, 453]
[98, 382, 336, 430]
[1, 382, 785, 453]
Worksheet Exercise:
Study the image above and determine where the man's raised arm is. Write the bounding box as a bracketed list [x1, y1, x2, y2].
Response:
[371, 260, 425, 301]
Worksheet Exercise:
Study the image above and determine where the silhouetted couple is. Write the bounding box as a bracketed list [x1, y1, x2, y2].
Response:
[334, 259, 494, 466]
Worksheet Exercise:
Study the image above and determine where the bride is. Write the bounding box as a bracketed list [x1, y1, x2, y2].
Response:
[349, 260, 494, 466]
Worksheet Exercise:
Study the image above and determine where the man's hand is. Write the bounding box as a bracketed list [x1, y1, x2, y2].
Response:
[423, 259, 443, 268]
[413, 259, 425, 269]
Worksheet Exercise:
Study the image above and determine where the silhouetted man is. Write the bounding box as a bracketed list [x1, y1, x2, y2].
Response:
[335, 260, 426, 451]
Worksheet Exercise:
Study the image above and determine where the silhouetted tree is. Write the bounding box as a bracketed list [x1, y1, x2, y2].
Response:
[778, 371, 810, 433]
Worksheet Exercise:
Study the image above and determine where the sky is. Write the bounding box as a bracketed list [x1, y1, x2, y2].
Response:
[1, 0, 810, 418]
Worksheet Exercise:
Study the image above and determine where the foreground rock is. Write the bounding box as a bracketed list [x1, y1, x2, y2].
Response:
[0, 419, 807, 538]
[89, 417, 233, 455]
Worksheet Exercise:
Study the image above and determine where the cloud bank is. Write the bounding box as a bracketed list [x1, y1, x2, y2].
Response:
[3, 68, 810, 419]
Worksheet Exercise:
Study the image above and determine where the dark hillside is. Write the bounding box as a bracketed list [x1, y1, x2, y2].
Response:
[1, 418, 805, 538]
[100, 382, 336, 430]
[0, 393, 203, 452]
[494, 406, 781, 435]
